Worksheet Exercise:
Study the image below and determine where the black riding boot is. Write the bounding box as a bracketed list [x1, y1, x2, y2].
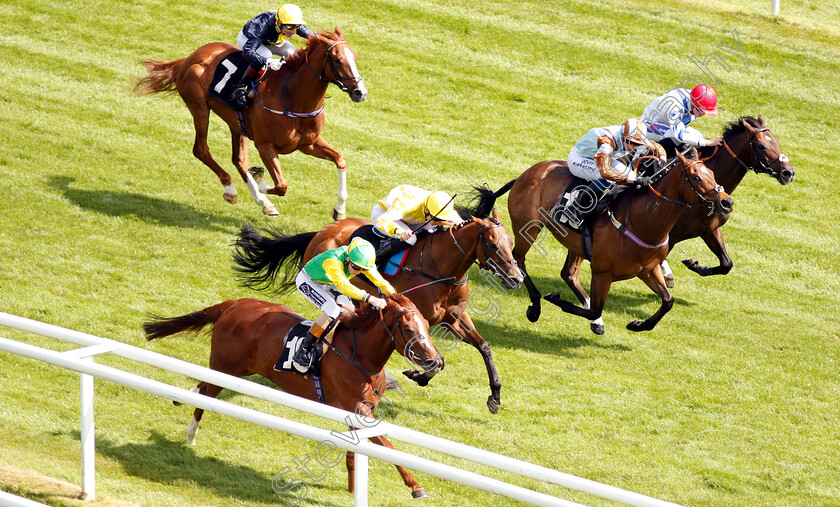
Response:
[375, 238, 411, 262]
[292, 331, 319, 368]
[232, 65, 260, 109]
[559, 180, 609, 228]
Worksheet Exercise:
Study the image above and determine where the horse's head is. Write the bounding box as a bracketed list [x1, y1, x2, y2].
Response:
[462, 212, 525, 289]
[382, 294, 444, 383]
[676, 151, 734, 218]
[740, 116, 795, 185]
[309, 28, 367, 102]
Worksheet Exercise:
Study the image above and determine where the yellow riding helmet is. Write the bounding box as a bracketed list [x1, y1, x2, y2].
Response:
[621, 118, 647, 151]
[424, 191, 454, 219]
[346, 238, 376, 271]
[276, 4, 306, 27]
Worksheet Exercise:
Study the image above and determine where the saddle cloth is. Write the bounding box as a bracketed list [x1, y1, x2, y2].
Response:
[274, 320, 316, 375]
[208, 51, 254, 112]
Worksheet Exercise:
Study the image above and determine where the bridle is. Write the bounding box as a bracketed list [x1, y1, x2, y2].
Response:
[253, 39, 362, 118]
[305, 39, 364, 93]
[449, 218, 518, 275]
[646, 158, 723, 215]
[326, 306, 433, 376]
[705, 127, 789, 179]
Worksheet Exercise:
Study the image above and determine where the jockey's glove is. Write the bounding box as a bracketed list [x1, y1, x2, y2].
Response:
[268, 58, 284, 71]
[634, 176, 653, 188]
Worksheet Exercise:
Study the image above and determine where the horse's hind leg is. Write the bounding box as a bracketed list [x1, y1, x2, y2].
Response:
[512, 224, 544, 323]
[627, 265, 674, 332]
[232, 132, 278, 215]
[560, 253, 604, 333]
[184, 381, 224, 444]
[181, 92, 237, 203]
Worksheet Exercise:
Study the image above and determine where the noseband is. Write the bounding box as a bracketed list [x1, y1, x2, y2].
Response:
[306, 40, 364, 92]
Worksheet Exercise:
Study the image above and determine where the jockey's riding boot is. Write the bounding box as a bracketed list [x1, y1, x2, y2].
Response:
[560, 180, 608, 228]
[375, 238, 410, 262]
[292, 330, 321, 369]
[593, 182, 621, 216]
[232, 65, 260, 108]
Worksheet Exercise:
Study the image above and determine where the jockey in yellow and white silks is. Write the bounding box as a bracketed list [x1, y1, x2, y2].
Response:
[289, 238, 395, 371]
[559, 119, 666, 228]
[371, 184, 465, 259]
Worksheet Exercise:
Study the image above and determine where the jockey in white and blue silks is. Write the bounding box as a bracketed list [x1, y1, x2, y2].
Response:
[641, 85, 723, 155]
[560, 118, 666, 228]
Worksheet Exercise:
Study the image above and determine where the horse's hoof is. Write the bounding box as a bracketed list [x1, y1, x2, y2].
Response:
[263, 204, 279, 216]
[266, 185, 287, 196]
[332, 208, 346, 221]
[543, 292, 559, 304]
[402, 369, 430, 387]
[681, 258, 699, 270]
[590, 322, 605, 335]
[626, 320, 646, 332]
[526, 305, 541, 323]
[411, 488, 430, 499]
[223, 193, 238, 204]
[486, 396, 500, 415]
[665, 276, 675, 288]
[248, 165, 265, 177]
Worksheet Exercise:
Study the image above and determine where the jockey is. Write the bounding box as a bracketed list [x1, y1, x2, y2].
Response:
[559, 118, 666, 228]
[232, 4, 316, 108]
[371, 184, 465, 260]
[291, 237, 395, 370]
[641, 84, 723, 156]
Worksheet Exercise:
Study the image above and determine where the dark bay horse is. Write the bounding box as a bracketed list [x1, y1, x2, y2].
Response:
[143, 293, 442, 499]
[231, 198, 524, 414]
[134, 28, 366, 218]
[487, 151, 732, 334]
[557, 116, 796, 301]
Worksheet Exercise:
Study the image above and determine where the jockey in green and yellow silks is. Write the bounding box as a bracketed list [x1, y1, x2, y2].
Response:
[290, 237, 395, 371]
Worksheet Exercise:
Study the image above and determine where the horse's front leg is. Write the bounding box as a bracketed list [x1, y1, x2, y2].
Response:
[627, 264, 674, 332]
[254, 141, 288, 198]
[298, 135, 348, 220]
[545, 273, 611, 335]
[441, 312, 503, 414]
[367, 435, 428, 499]
[682, 229, 733, 276]
[232, 134, 278, 216]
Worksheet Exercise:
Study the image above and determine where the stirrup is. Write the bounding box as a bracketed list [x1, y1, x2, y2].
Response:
[232, 86, 249, 108]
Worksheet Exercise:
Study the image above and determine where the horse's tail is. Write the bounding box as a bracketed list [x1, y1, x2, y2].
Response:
[143, 302, 226, 341]
[232, 223, 317, 294]
[462, 180, 515, 219]
[494, 178, 517, 199]
[134, 58, 186, 96]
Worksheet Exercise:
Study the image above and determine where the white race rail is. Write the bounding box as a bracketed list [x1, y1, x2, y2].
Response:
[0, 312, 681, 507]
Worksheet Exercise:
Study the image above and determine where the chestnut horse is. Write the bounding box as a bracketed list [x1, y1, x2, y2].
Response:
[134, 28, 366, 218]
[231, 197, 524, 414]
[485, 152, 733, 335]
[143, 293, 442, 499]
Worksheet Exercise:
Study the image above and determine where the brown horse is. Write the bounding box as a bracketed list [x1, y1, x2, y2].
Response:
[557, 116, 796, 302]
[485, 151, 733, 334]
[231, 196, 524, 414]
[143, 293, 442, 499]
[134, 28, 366, 218]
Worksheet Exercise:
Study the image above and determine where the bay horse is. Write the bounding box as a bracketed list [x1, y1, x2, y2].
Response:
[143, 293, 442, 499]
[486, 151, 733, 335]
[134, 28, 366, 218]
[231, 197, 524, 414]
[556, 116, 796, 306]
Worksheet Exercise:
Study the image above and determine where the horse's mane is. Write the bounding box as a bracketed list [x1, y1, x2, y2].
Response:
[340, 293, 414, 331]
[697, 116, 762, 159]
[281, 28, 347, 73]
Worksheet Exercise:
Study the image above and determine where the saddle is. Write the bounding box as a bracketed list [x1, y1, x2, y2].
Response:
[349, 225, 412, 276]
[273, 319, 339, 376]
[208, 51, 259, 112]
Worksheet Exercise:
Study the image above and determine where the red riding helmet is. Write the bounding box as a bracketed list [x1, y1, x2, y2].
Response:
[690, 84, 718, 116]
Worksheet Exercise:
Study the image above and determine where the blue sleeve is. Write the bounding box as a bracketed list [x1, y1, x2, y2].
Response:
[297, 25, 316, 39]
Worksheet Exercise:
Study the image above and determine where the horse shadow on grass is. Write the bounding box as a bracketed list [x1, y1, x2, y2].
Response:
[48, 176, 242, 233]
[62, 429, 336, 506]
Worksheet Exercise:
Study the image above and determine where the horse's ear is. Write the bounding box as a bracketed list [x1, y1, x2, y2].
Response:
[335, 26, 343, 39]
[492, 207, 501, 221]
[676, 150, 688, 165]
[690, 147, 700, 159]
[758, 115, 765, 126]
[741, 118, 757, 133]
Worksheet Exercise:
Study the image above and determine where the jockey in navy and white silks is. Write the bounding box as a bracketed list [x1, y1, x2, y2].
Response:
[641, 85, 723, 153]
[560, 118, 666, 228]
[231, 4, 316, 108]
